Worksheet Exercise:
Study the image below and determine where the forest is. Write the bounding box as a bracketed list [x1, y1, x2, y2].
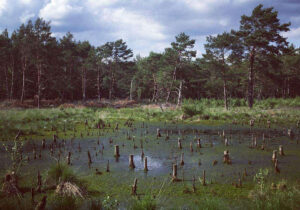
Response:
[1, 4, 299, 109]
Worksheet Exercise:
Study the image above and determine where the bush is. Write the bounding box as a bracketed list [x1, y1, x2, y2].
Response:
[130, 195, 156, 210]
[182, 104, 205, 117]
[48, 195, 79, 210]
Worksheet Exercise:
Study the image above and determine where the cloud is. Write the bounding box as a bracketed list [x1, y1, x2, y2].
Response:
[20, 11, 35, 23]
[1, 0, 300, 56]
[0, 0, 7, 16]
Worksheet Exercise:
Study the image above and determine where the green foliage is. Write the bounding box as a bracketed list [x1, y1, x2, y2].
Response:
[102, 195, 119, 209]
[48, 195, 79, 210]
[130, 195, 157, 210]
[47, 163, 82, 185]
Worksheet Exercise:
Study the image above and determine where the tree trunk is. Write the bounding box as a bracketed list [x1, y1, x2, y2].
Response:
[82, 68, 86, 101]
[176, 80, 183, 107]
[223, 79, 228, 110]
[166, 65, 177, 103]
[4, 65, 9, 99]
[151, 74, 157, 102]
[20, 57, 27, 103]
[129, 78, 134, 100]
[10, 59, 14, 100]
[37, 62, 42, 109]
[247, 48, 255, 108]
[97, 66, 101, 102]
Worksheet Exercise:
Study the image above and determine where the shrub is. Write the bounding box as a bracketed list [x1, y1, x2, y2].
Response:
[130, 195, 156, 210]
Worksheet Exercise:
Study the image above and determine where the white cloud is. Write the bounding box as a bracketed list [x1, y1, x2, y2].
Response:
[0, 0, 7, 16]
[19, 0, 32, 5]
[184, 0, 230, 12]
[282, 27, 300, 39]
[39, 0, 83, 25]
[19, 11, 35, 23]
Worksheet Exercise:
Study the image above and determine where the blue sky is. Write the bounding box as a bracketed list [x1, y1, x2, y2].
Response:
[0, 0, 300, 57]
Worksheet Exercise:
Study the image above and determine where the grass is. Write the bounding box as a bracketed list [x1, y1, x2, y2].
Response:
[0, 98, 300, 209]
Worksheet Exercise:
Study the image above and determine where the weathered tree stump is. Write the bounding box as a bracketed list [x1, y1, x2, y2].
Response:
[223, 150, 231, 164]
[202, 170, 206, 186]
[141, 149, 145, 159]
[190, 142, 193, 152]
[180, 153, 184, 166]
[144, 157, 148, 172]
[272, 150, 277, 162]
[129, 154, 135, 169]
[114, 145, 120, 157]
[131, 178, 137, 195]
[279, 145, 284, 156]
[249, 119, 254, 127]
[192, 175, 196, 192]
[197, 139, 201, 148]
[87, 150, 92, 164]
[225, 138, 228, 146]
[42, 139, 46, 149]
[106, 160, 110, 172]
[172, 164, 178, 181]
[35, 195, 47, 210]
[156, 128, 161, 138]
[67, 152, 71, 165]
[287, 129, 294, 139]
[274, 159, 280, 173]
[178, 138, 182, 149]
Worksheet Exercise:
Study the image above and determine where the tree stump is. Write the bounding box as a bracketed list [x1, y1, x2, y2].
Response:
[197, 139, 201, 148]
[225, 138, 228, 146]
[131, 178, 137, 195]
[223, 150, 231, 164]
[114, 145, 120, 157]
[144, 157, 148, 172]
[156, 128, 161, 138]
[42, 139, 46, 149]
[267, 119, 271, 128]
[279, 145, 284, 156]
[87, 150, 92, 165]
[178, 138, 182, 149]
[129, 154, 135, 169]
[272, 150, 277, 162]
[190, 142, 193, 152]
[106, 160, 110, 172]
[172, 164, 178, 180]
[67, 152, 71, 165]
[180, 153, 184, 166]
[202, 170, 206, 186]
[274, 159, 280, 173]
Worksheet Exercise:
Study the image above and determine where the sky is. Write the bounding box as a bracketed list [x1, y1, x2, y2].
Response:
[0, 0, 300, 57]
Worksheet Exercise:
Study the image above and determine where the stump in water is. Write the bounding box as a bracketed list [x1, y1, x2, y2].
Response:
[267, 119, 271, 128]
[87, 150, 92, 165]
[115, 123, 119, 131]
[129, 154, 135, 169]
[42, 139, 46, 149]
[141, 149, 145, 159]
[274, 159, 280, 173]
[190, 142, 193, 152]
[272, 150, 277, 162]
[106, 160, 110, 172]
[144, 157, 148, 172]
[279, 145, 284, 156]
[114, 145, 120, 157]
[225, 138, 228, 146]
[202, 170, 206, 186]
[67, 152, 71, 165]
[197, 139, 201, 148]
[78, 143, 81, 152]
[287, 129, 294, 139]
[156, 128, 161, 138]
[172, 164, 178, 181]
[178, 138, 182, 149]
[223, 150, 231, 164]
[131, 178, 137, 195]
[180, 153, 184, 166]
[165, 130, 169, 140]
[33, 149, 37, 160]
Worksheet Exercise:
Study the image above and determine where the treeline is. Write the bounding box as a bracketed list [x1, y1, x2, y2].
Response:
[0, 4, 300, 108]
